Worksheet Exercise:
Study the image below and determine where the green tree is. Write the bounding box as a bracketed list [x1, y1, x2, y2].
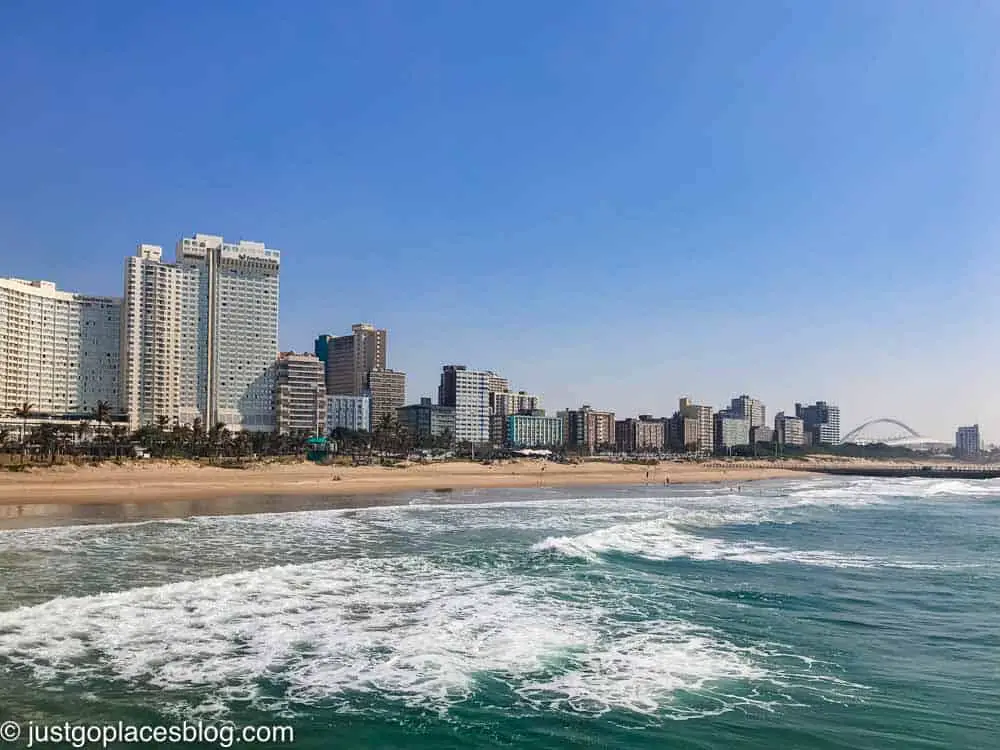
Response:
[14, 402, 34, 462]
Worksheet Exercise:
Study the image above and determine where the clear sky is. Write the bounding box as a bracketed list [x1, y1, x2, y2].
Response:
[2, 0, 999, 442]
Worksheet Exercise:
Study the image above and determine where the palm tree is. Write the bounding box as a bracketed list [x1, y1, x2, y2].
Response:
[14, 403, 34, 463]
[208, 422, 229, 458]
[0, 427, 10, 456]
[110, 425, 128, 459]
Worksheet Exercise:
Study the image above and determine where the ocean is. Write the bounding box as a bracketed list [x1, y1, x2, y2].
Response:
[0, 476, 997, 749]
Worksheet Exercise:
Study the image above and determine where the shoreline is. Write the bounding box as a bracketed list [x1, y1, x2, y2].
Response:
[0, 459, 812, 506]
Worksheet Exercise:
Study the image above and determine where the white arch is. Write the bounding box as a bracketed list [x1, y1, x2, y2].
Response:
[841, 418, 922, 444]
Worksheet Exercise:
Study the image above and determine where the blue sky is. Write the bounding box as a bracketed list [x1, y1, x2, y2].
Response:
[2, 0, 999, 441]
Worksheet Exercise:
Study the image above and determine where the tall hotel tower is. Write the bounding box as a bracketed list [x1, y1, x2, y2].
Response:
[121, 234, 280, 431]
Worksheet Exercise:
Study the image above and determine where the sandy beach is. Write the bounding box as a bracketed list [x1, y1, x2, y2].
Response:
[0, 458, 818, 506]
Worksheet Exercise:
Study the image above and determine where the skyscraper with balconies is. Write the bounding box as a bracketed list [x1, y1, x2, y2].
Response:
[0, 277, 121, 418]
[121, 234, 280, 431]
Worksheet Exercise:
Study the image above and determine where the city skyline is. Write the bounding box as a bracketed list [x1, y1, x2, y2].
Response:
[3, 3, 1000, 441]
[0, 255, 984, 446]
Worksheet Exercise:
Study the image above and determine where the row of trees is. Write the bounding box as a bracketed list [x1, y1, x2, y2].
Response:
[0, 404, 461, 464]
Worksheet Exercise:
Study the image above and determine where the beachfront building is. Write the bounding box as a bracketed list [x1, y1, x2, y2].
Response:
[560, 404, 616, 454]
[714, 413, 750, 453]
[489, 389, 541, 444]
[751, 425, 775, 444]
[507, 414, 563, 448]
[315, 323, 387, 396]
[0, 277, 121, 419]
[955, 425, 982, 458]
[397, 397, 456, 445]
[615, 416, 665, 453]
[367, 368, 406, 427]
[729, 394, 766, 428]
[438, 365, 504, 446]
[275, 352, 326, 436]
[678, 397, 714, 454]
[667, 414, 700, 452]
[326, 394, 371, 434]
[774, 412, 806, 446]
[795, 401, 841, 446]
[121, 235, 280, 431]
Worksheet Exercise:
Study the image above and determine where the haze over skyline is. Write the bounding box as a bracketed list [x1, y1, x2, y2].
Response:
[2, 1, 999, 442]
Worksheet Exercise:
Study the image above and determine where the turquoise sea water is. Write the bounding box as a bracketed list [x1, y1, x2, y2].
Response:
[0, 476, 997, 749]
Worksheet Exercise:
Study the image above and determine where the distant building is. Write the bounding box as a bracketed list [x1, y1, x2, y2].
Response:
[326, 394, 371, 433]
[678, 397, 714, 453]
[437, 365, 502, 445]
[397, 397, 456, 444]
[715, 413, 750, 452]
[560, 405, 615, 454]
[750, 425, 775, 444]
[367, 368, 406, 427]
[0, 277, 121, 419]
[490, 390, 541, 444]
[729, 395, 766, 428]
[774, 412, 805, 446]
[795, 401, 841, 445]
[275, 352, 326, 435]
[667, 414, 700, 452]
[507, 414, 564, 448]
[615, 416, 665, 453]
[955, 425, 982, 458]
[314, 323, 387, 396]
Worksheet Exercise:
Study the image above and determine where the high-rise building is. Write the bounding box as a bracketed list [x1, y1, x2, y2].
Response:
[955, 425, 982, 458]
[326, 394, 371, 433]
[0, 278, 121, 417]
[774, 412, 806, 446]
[667, 414, 700, 452]
[437, 365, 499, 445]
[560, 405, 616, 454]
[678, 397, 714, 453]
[615, 416, 666, 453]
[489, 390, 541, 444]
[367, 368, 406, 427]
[275, 352, 326, 436]
[121, 234, 280, 431]
[729, 395, 766, 428]
[795, 401, 841, 445]
[714, 413, 750, 452]
[314, 323, 387, 396]
[397, 397, 456, 445]
[507, 414, 564, 448]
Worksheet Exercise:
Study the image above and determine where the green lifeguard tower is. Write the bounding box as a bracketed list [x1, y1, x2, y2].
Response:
[305, 437, 330, 462]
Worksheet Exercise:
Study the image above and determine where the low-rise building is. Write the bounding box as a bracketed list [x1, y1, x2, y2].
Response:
[397, 398, 456, 445]
[507, 414, 564, 448]
[750, 425, 775, 444]
[327, 394, 371, 434]
[275, 352, 327, 436]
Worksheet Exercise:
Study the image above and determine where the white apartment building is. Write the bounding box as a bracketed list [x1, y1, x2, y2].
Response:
[679, 397, 714, 454]
[438, 365, 497, 444]
[121, 234, 280, 431]
[0, 277, 121, 417]
[327, 394, 371, 433]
